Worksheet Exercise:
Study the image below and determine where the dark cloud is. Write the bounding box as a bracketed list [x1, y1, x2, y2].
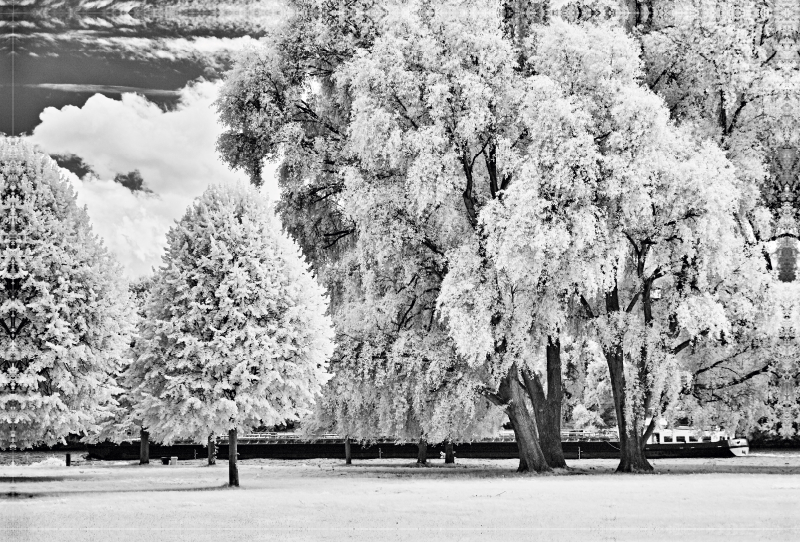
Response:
[113, 169, 152, 193]
[27, 84, 183, 96]
[1, 1, 279, 136]
[50, 153, 96, 178]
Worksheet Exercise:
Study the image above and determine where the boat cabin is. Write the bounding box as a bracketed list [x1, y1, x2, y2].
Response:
[646, 422, 731, 445]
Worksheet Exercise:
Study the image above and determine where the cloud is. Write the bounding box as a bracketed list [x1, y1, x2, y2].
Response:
[113, 169, 151, 193]
[51, 153, 97, 178]
[26, 83, 183, 96]
[23, 33, 265, 69]
[30, 79, 276, 278]
[58, 168, 187, 278]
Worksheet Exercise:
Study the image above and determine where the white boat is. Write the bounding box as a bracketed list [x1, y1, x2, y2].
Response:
[646, 422, 750, 457]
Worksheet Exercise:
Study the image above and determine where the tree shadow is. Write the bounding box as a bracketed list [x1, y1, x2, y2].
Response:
[1, 492, 42, 499]
[0, 483, 234, 499]
[0, 476, 66, 482]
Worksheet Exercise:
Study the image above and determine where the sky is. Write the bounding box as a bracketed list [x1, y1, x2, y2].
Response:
[5, 3, 284, 278]
[29, 80, 278, 277]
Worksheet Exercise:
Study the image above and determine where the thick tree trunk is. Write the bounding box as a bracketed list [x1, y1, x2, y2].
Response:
[607, 348, 652, 471]
[416, 440, 427, 464]
[228, 429, 239, 486]
[345, 437, 352, 465]
[499, 363, 551, 473]
[605, 288, 653, 473]
[208, 434, 216, 466]
[522, 337, 567, 469]
[139, 428, 149, 465]
[444, 441, 454, 464]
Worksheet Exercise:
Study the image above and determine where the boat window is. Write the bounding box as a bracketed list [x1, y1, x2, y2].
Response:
[702, 436, 712, 442]
[663, 436, 673, 443]
[676, 436, 686, 443]
[688, 436, 697, 442]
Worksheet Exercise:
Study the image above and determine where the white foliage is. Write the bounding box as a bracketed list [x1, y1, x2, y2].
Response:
[129, 183, 334, 444]
[0, 137, 134, 449]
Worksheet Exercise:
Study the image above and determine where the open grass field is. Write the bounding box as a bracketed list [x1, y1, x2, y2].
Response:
[2, 452, 800, 542]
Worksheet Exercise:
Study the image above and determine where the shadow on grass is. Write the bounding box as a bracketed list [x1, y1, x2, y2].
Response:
[310, 462, 592, 478]
[304, 460, 800, 477]
[0, 483, 235, 499]
[1, 491, 41, 499]
[0, 476, 67, 482]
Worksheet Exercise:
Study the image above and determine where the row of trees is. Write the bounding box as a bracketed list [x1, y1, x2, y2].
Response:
[0, 138, 335, 486]
[1, 0, 797, 484]
[216, 0, 798, 473]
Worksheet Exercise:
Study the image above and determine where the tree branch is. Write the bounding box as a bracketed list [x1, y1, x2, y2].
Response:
[479, 387, 506, 408]
[693, 364, 772, 391]
[693, 346, 752, 378]
[671, 329, 710, 355]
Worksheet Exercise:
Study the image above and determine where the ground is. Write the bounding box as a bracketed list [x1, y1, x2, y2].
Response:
[2, 452, 799, 542]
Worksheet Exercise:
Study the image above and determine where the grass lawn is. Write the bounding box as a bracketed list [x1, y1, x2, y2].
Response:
[2, 453, 799, 541]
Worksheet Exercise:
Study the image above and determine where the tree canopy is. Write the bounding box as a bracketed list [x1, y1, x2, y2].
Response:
[215, 0, 798, 470]
[128, 182, 334, 444]
[0, 137, 134, 449]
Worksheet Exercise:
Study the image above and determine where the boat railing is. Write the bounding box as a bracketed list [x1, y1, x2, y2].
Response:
[560, 430, 618, 441]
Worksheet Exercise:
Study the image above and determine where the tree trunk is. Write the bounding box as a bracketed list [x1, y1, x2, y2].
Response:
[498, 363, 551, 473]
[416, 440, 427, 464]
[522, 337, 567, 469]
[605, 288, 653, 473]
[607, 347, 652, 471]
[208, 434, 216, 466]
[139, 428, 149, 465]
[345, 437, 352, 465]
[444, 441, 454, 464]
[228, 428, 239, 486]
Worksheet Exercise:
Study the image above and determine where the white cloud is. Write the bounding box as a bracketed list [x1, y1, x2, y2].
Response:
[29, 80, 277, 278]
[58, 168, 183, 278]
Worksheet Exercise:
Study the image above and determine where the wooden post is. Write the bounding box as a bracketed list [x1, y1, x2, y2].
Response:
[345, 437, 352, 465]
[139, 428, 149, 465]
[208, 434, 216, 465]
[228, 428, 239, 487]
[65, 453, 71, 467]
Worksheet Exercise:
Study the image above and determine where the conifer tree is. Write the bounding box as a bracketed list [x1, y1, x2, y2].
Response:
[129, 183, 334, 485]
[0, 137, 133, 449]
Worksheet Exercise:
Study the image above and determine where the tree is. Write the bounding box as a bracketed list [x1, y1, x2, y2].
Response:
[129, 183, 334, 486]
[0, 136, 134, 449]
[218, 0, 505, 462]
[88, 275, 156, 465]
[439, 18, 762, 473]
[632, 0, 793, 437]
[333, 2, 561, 471]
[519, 20, 765, 471]
[217, 2, 773, 474]
[129, 276, 155, 464]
